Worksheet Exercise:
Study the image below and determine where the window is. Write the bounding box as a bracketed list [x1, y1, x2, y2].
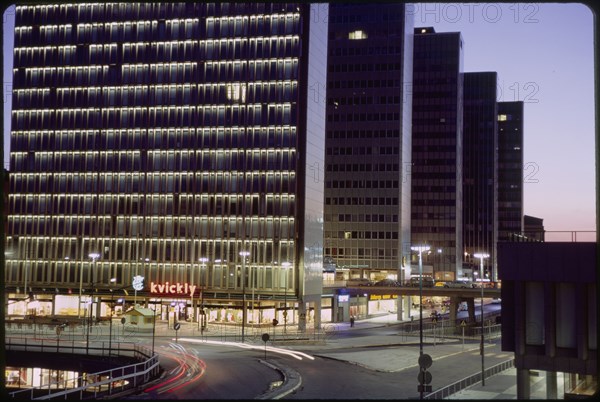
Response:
[348, 30, 368, 40]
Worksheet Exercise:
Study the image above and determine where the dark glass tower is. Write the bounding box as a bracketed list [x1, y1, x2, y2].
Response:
[411, 27, 464, 279]
[462, 72, 498, 281]
[6, 3, 327, 330]
[323, 3, 413, 286]
[497, 101, 524, 247]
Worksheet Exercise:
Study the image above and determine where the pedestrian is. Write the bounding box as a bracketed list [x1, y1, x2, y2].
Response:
[350, 316, 355, 327]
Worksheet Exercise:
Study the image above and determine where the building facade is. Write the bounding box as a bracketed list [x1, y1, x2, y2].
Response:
[499, 241, 597, 398]
[322, 3, 414, 319]
[5, 2, 327, 330]
[411, 27, 464, 280]
[497, 101, 524, 247]
[462, 72, 498, 281]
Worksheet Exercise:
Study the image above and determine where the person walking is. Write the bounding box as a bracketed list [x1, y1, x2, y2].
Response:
[350, 316, 355, 327]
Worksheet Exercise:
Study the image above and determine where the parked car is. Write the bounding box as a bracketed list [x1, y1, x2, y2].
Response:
[373, 279, 400, 287]
[409, 276, 435, 288]
[444, 280, 472, 289]
[347, 278, 374, 286]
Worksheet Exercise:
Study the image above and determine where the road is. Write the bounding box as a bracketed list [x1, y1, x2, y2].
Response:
[120, 302, 503, 400]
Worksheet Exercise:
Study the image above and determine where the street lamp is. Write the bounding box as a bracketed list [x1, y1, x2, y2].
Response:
[411, 245, 430, 357]
[198, 257, 208, 328]
[85, 252, 100, 354]
[239, 250, 250, 342]
[108, 278, 116, 352]
[281, 262, 292, 333]
[474, 252, 489, 386]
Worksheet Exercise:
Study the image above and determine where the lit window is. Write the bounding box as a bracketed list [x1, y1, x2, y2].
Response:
[498, 114, 507, 121]
[344, 231, 352, 239]
[348, 30, 367, 40]
[226, 83, 247, 103]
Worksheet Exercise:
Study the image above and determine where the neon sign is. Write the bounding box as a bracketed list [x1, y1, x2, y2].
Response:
[150, 282, 197, 298]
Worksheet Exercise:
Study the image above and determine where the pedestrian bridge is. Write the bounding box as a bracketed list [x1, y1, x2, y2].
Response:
[324, 284, 502, 325]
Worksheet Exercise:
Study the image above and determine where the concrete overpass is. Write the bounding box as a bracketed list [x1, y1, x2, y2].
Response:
[324, 285, 501, 325]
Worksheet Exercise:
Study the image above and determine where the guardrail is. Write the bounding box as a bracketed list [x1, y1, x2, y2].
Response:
[6, 337, 161, 400]
[424, 358, 515, 399]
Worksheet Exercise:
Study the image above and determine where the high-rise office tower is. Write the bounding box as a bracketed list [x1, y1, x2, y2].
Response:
[5, 2, 328, 330]
[411, 27, 464, 279]
[462, 72, 498, 281]
[323, 4, 414, 294]
[497, 101, 524, 250]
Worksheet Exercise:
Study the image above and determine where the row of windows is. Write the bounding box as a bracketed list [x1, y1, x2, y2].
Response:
[14, 60, 299, 88]
[10, 172, 295, 195]
[326, 214, 399, 223]
[6, 259, 295, 292]
[327, 112, 401, 122]
[327, 62, 402, 73]
[326, 247, 399, 258]
[412, 226, 457, 234]
[14, 81, 298, 109]
[17, 7, 300, 44]
[327, 79, 402, 90]
[326, 180, 399, 189]
[14, 35, 300, 68]
[12, 126, 297, 152]
[8, 214, 297, 239]
[413, 186, 457, 193]
[328, 95, 403, 107]
[8, 235, 295, 269]
[327, 231, 399, 240]
[326, 146, 399, 156]
[10, 193, 294, 216]
[326, 129, 400, 139]
[325, 197, 399, 206]
[12, 103, 296, 130]
[12, 149, 297, 173]
[328, 46, 403, 57]
[326, 163, 400, 173]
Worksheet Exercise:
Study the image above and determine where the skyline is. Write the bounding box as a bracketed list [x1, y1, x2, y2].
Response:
[413, 2, 595, 236]
[2, 2, 597, 235]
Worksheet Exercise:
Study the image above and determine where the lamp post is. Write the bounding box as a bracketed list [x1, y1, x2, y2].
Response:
[411, 245, 430, 357]
[239, 250, 250, 342]
[85, 252, 100, 354]
[198, 257, 208, 328]
[474, 252, 489, 386]
[108, 278, 116, 358]
[281, 262, 291, 333]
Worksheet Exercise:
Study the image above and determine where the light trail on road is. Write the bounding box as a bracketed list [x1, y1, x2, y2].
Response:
[143, 342, 207, 395]
[178, 338, 316, 361]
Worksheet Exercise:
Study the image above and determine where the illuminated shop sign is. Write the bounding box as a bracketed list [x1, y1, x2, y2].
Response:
[338, 294, 349, 302]
[150, 282, 197, 298]
[369, 294, 398, 301]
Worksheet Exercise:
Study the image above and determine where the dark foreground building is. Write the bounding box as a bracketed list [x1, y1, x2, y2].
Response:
[499, 241, 597, 398]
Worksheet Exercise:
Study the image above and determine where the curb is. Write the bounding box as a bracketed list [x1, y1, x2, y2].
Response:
[256, 359, 302, 400]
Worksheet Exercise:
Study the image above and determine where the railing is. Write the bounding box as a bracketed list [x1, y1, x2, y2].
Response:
[6, 337, 161, 400]
[424, 359, 515, 399]
[511, 230, 596, 242]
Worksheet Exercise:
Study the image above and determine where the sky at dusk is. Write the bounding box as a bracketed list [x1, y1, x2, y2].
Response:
[2, 3, 596, 237]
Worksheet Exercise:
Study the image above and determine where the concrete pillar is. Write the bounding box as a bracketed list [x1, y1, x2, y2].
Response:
[516, 368, 531, 399]
[397, 295, 412, 321]
[298, 302, 307, 331]
[313, 302, 321, 329]
[546, 371, 558, 399]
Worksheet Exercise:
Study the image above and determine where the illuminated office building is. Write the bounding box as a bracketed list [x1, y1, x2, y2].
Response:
[5, 2, 327, 330]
